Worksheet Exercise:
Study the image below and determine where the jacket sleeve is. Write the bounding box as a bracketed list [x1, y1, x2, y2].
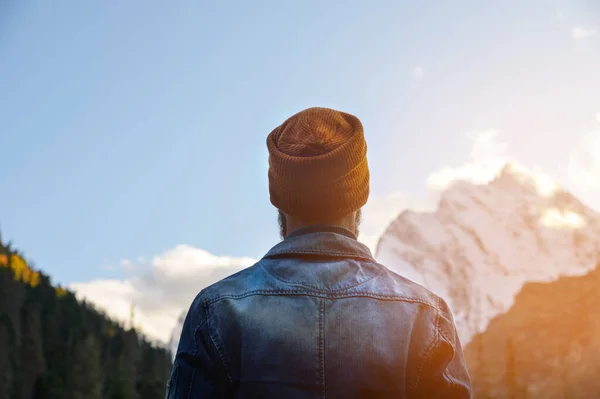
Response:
[166, 293, 233, 399]
[411, 298, 473, 399]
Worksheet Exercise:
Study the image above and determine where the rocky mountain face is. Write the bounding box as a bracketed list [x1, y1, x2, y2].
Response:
[464, 263, 600, 398]
[376, 164, 600, 345]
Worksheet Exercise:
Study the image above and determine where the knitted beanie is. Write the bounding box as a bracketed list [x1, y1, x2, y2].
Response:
[267, 107, 370, 222]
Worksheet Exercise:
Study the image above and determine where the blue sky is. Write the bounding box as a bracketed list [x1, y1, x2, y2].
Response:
[1, 0, 599, 299]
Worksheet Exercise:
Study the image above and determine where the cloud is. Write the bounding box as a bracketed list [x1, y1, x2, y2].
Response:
[572, 26, 598, 39]
[596, 112, 600, 123]
[568, 131, 600, 199]
[413, 67, 424, 81]
[426, 130, 558, 196]
[70, 246, 256, 344]
[427, 130, 507, 190]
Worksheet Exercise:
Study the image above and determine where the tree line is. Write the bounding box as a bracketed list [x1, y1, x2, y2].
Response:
[0, 232, 172, 399]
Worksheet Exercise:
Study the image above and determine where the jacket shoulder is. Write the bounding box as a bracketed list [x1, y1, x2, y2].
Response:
[372, 263, 461, 346]
[357, 262, 449, 314]
[199, 261, 276, 304]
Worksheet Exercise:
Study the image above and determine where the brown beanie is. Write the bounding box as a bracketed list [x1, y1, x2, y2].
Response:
[267, 107, 370, 222]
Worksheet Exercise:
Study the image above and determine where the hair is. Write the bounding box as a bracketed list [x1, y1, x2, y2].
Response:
[278, 209, 362, 240]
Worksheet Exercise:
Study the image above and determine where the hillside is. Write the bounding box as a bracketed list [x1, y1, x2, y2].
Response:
[464, 262, 600, 398]
[0, 233, 172, 399]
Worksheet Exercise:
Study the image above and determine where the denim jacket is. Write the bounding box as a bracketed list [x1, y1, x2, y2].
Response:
[167, 225, 472, 398]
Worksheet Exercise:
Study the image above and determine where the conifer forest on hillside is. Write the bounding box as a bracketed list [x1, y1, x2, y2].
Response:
[0, 233, 172, 399]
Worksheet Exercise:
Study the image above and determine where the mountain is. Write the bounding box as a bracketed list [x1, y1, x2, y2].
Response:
[0, 233, 172, 399]
[464, 262, 600, 398]
[376, 163, 600, 345]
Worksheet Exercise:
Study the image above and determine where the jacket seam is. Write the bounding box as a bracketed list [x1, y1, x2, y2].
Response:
[203, 297, 235, 390]
[259, 260, 384, 291]
[186, 358, 196, 398]
[437, 322, 461, 388]
[443, 369, 463, 388]
[188, 305, 210, 398]
[318, 298, 325, 399]
[412, 296, 441, 391]
[204, 290, 439, 311]
[437, 322, 455, 351]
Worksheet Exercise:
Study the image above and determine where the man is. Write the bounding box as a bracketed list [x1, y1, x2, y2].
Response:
[167, 107, 472, 398]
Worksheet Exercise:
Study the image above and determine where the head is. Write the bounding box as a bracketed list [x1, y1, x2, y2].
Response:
[267, 107, 370, 239]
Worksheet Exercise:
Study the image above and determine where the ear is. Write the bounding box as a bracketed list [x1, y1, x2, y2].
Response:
[353, 209, 363, 235]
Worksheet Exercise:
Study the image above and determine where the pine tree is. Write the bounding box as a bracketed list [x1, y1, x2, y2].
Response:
[0, 257, 25, 398]
[109, 329, 140, 399]
[18, 302, 46, 399]
[0, 322, 14, 399]
[68, 335, 104, 399]
[137, 341, 172, 398]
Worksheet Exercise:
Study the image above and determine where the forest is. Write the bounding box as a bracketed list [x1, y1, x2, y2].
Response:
[0, 232, 173, 399]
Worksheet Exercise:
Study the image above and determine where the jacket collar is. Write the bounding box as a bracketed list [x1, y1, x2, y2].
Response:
[263, 225, 375, 261]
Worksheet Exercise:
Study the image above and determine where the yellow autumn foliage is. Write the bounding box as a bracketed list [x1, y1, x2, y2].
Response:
[4, 253, 41, 288]
[55, 286, 69, 298]
[11, 254, 27, 281]
[29, 271, 41, 287]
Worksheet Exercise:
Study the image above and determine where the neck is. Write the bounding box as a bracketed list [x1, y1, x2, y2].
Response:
[283, 212, 358, 238]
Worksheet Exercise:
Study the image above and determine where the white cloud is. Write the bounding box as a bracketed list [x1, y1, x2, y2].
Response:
[426, 130, 558, 196]
[427, 130, 507, 191]
[596, 112, 600, 123]
[568, 131, 600, 199]
[413, 67, 424, 81]
[572, 26, 598, 39]
[70, 246, 256, 344]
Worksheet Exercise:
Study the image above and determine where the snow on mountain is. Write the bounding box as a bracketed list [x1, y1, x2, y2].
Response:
[376, 163, 600, 345]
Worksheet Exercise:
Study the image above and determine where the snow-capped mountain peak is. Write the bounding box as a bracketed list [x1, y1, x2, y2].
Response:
[376, 164, 600, 344]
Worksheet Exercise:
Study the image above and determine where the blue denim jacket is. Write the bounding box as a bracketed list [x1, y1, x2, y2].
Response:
[167, 225, 472, 398]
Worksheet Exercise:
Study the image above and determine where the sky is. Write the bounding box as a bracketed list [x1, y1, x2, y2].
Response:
[1, 0, 599, 343]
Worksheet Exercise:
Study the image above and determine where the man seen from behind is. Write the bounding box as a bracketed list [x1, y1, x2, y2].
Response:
[167, 107, 472, 398]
